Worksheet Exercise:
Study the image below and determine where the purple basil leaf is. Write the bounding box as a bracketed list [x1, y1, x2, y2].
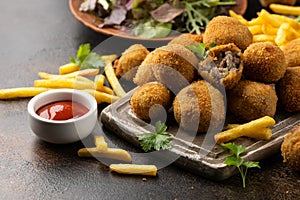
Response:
[99, 5, 127, 27]
[150, 3, 185, 23]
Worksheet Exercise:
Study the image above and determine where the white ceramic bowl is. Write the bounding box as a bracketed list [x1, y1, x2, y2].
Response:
[28, 89, 97, 144]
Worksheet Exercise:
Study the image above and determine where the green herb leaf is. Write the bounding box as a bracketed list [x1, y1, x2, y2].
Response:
[296, 16, 300, 22]
[187, 43, 207, 58]
[221, 142, 260, 188]
[221, 142, 245, 157]
[243, 161, 260, 169]
[155, 121, 167, 134]
[138, 121, 172, 152]
[69, 43, 105, 69]
[77, 43, 91, 62]
[80, 52, 105, 69]
[224, 155, 243, 167]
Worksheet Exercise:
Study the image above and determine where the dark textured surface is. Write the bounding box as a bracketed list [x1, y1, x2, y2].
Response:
[0, 0, 300, 200]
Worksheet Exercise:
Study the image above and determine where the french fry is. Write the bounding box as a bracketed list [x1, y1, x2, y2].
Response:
[270, 14, 300, 30]
[77, 147, 132, 163]
[0, 87, 49, 99]
[269, 4, 300, 16]
[109, 164, 157, 176]
[214, 116, 275, 144]
[253, 34, 276, 43]
[94, 74, 105, 90]
[247, 16, 265, 26]
[94, 74, 114, 95]
[84, 89, 119, 104]
[229, 10, 248, 25]
[39, 73, 94, 84]
[59, 63, 80, 74]
[255, 9, 282, 28]
[97, 86, 114, 95]
[34, 79, 94, 90]
[101, 54, 118, 63]
[275, 23, 300, 46]
[226, 124, 241, 129]
[94, 135, 108, 152]
[262, 24, 278, 35]
[104, 58, 126, 98]
[226, 124, 273, 140]
[248, 25, 262, 35]
[39, 68, 99, 79]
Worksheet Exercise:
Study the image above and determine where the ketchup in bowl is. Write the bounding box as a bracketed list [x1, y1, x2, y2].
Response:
[36, 101, 89, 120]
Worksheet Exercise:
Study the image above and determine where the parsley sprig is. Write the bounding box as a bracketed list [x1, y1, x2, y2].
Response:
[138, 121, 172, 152]
[70, 43, 105, 70]
[221, 142, 260, 188]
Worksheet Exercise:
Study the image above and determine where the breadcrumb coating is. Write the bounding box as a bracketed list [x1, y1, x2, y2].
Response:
[243, 42, 287, 83]
[227, 80, 278, 121]
[276, 66, 300, 112]
[130, 82, 172, 120]
[173, 80, 225, 133]
[283, 39, 300, 68]
[281, 123, 300, 171]
[203, 16, 252, 51]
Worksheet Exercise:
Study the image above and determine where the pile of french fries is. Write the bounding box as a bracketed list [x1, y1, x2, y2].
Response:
[229, 7, 300, 48]
[0, 55, 126, 104]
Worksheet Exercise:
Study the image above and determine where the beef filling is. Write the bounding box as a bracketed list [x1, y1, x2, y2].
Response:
[199, 51, 241, 80]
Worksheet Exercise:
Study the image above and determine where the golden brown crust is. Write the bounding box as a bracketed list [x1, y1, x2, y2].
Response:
[114, 44, 149, 80]
[276, 66, 300, 112]
[283, 39, 300, 68]
[133, 44, 197, 90]
[130, 82, 172, 120]
[243, 42, 287, 83]
[173, 80, 225, 133]
[168, 33, 203, 47]
[227, 80, 278, 121]
[203, 16, 252, 51]
[281, 123, 300, 171]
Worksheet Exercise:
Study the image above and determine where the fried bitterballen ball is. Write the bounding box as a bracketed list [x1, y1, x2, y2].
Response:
[282, 39, 300, 68]
[130, 82, 172, 121]
[114, 44, 149, 80]
[198, 43, 243, 90]
[133, 44, 198, 93]
[173, 80, 225, 133]
[203, 16, 252, 51]
[242, 42, 287, 83]
[227, 80, 278, 121]
[276, 67, 300, 112]
[281, 123, 300, 171]
[168, 33, 203, 46]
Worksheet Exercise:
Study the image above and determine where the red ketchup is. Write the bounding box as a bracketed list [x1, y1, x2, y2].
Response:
[36, 101, 89, 120]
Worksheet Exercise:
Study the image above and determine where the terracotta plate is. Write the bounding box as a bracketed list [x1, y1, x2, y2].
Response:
[69, 0, 248, 40]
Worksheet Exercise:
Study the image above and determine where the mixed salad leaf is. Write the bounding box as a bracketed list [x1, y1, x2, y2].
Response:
[79, 0, 237, 38]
